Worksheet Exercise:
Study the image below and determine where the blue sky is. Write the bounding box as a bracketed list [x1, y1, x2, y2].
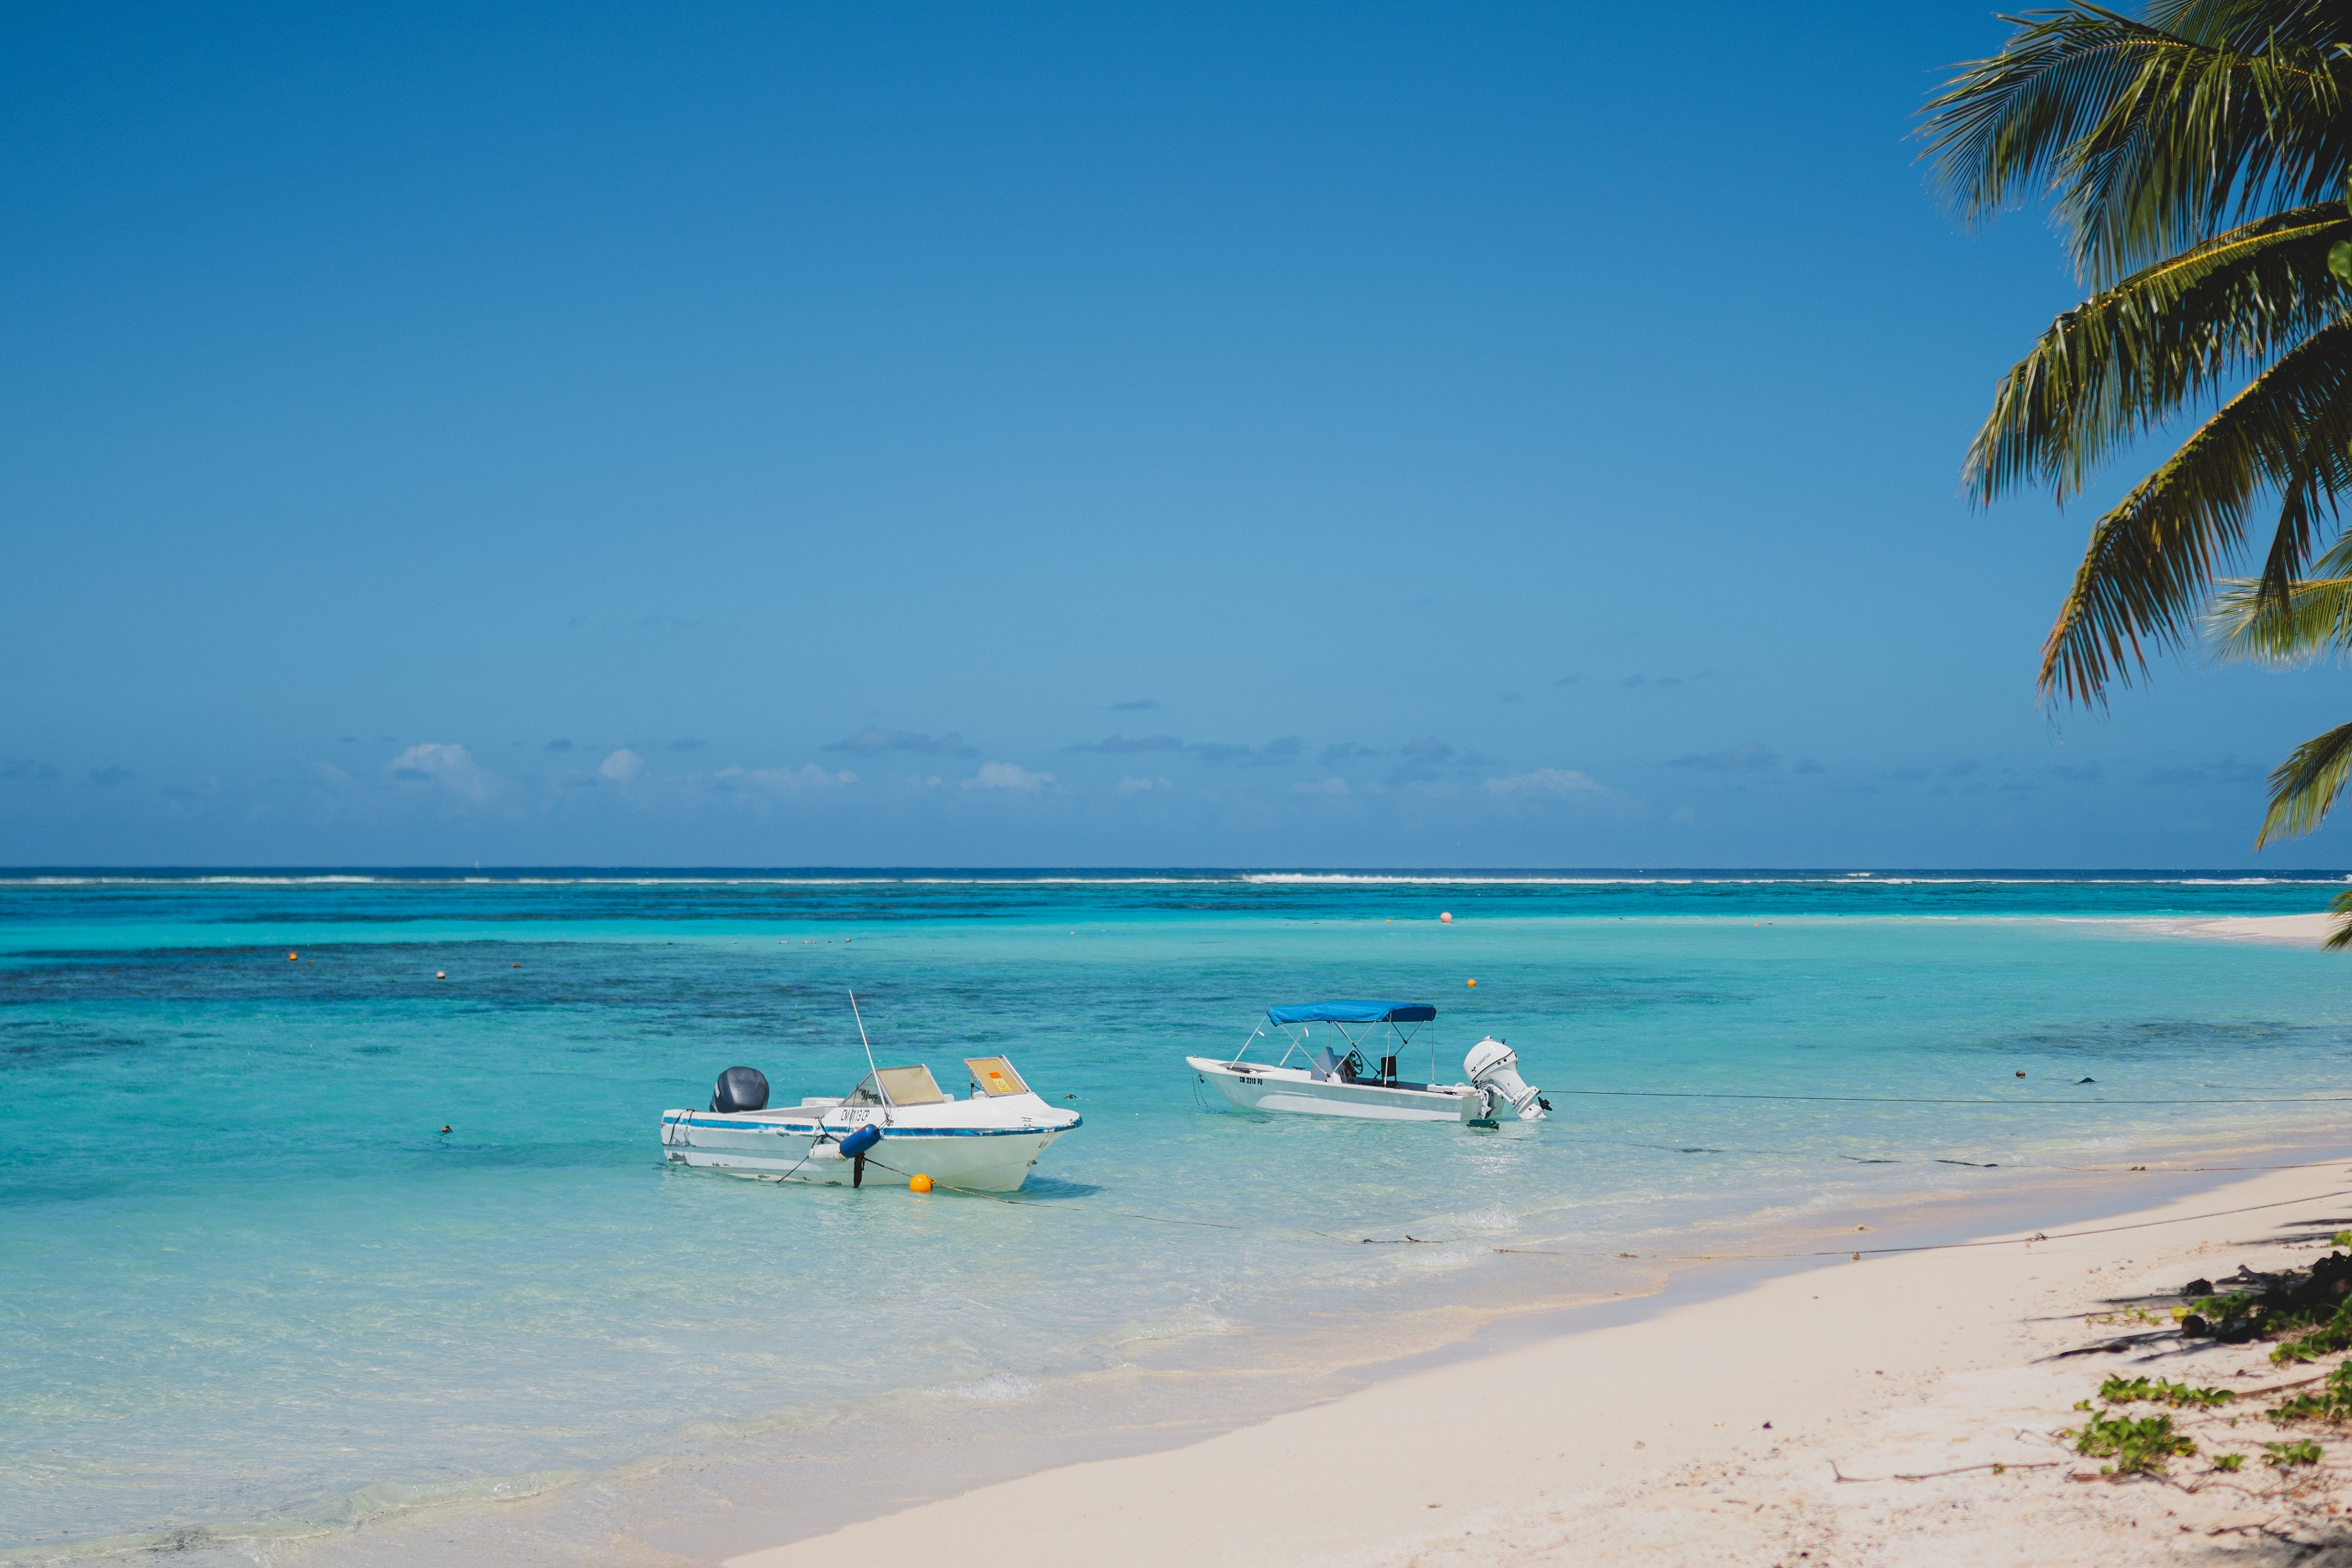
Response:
[7, 1, 2350, 868]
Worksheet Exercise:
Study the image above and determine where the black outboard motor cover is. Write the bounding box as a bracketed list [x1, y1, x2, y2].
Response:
[711, 1065, 769, 1113]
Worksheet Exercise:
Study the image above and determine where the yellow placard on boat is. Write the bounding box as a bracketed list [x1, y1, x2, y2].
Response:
[964, 1056, 1028, 1097]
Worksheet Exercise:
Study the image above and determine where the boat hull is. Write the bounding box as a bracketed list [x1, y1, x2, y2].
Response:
[659, 1109, 1075, 1191]
[1187, 1057, 1485, 1122]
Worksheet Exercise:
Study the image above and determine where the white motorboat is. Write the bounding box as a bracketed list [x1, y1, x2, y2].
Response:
[660, 1052, 1080, 1191]
[1187, 998, 1549, 1125]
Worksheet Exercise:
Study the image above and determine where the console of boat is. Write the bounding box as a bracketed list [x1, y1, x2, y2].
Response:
[660, 1053, 1079, 1190]
[1186, 998, 1549, 1124]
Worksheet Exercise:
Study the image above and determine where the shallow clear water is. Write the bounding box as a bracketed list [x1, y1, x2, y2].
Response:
[6, 870, 2352, 1560]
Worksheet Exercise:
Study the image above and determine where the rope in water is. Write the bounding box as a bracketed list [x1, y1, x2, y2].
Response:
[1491, 1187, 2352, 1263]
[1554, 1088, 2352, 1106]
[865, 1154, 2352, 1257]
[863, 1155, 1256, 1228]
[860, 1154, 1447, 1243]
[1611, 1141, 2352, 1175]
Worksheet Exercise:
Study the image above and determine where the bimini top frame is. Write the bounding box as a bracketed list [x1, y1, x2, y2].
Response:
[1227, 1000, 1440, 1081]
[1265, 1000, 1436, 1026]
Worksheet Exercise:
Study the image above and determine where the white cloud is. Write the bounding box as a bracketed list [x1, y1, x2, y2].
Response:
[599, 748, 644, 784]
[1292, 777, 1350, 796]
[716, 764, 857, 791]
[1116, 776, 1173, 796]
[1483, 768, 1604, 798]
[962, 761, 1056, 792]
[387, 743, 493, 801]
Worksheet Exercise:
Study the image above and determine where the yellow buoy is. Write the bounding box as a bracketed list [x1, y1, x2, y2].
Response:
[910, 1173, 934, 1194]
[286, 952, 298, 961]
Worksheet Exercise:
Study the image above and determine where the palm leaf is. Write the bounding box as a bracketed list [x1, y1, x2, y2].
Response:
[1923, 3, 2349, 287]
[2258, 720, 2352, 844]
[2040, 318, 2352, 704]
[2146, 0, 2344, 47]
[1967, 203, 2351, 504]
[2324, 885, 2352, 949]
[2208, 574, 2352, 663]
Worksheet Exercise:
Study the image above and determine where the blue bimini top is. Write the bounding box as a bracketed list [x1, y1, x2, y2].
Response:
[1266, 1000, 1436, 1026]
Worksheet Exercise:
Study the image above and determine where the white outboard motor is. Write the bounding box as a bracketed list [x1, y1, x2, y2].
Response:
[1464, 1038, 1548, 1121]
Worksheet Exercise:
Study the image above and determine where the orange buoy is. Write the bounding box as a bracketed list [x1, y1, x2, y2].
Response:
[1440, 911, 1453, 923]
[287, 952, 298, 961]
[436, 971, 446, 980]
[910, 1173, 934, 1194]
[1467, 978, 1477, 988]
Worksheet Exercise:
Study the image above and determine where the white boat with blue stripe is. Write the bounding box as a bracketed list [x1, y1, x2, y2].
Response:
[1187, 999, 1549, 1125]
[661, 1050, 1079, 1192]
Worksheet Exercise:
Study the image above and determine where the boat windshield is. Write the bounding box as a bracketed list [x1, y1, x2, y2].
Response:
[843, 1065, 947, 1106]
[964, 1056, 1029, 1097]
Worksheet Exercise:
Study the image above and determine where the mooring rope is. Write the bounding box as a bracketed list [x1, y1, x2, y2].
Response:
[868, 1164, 2352, 1263]
[1553, 1088, 2352, 1106]
[861, 1154, 1261, 1229]
[1491, 1188, 2352, 1263]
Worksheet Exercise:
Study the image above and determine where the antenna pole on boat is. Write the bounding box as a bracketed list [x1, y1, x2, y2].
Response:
[848, 989, 880, 1084]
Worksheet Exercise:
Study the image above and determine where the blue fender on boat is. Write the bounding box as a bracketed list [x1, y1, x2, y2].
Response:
[838, 1124, 881, 1159]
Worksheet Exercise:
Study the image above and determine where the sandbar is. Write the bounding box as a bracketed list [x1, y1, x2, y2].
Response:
[2132, 912, 2340, 946]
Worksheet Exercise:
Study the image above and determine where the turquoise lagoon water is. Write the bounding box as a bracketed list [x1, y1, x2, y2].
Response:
[8, 870, 2352, 1563]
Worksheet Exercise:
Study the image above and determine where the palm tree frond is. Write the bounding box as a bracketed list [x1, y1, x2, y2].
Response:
[2324, 885, 2352, 949]
[1922, 3, 2350, 286]
[2040, 318, 2352, 703]
[2147, 0, 2348, 55]
[2207, 574, 2352, 663]
[1966, 204, 2351, 503]
[2258, 720, 2352, 844]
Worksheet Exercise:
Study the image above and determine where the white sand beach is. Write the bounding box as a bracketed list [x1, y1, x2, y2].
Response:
[2135, 914, 2341, 947]
[731, 1158, 2352, 1566]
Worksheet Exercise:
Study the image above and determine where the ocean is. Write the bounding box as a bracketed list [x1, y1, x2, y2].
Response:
[6, 870, 2351, 1565]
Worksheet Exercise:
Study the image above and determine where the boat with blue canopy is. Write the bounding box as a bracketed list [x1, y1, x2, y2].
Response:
[1186, 999, 1549, 1124]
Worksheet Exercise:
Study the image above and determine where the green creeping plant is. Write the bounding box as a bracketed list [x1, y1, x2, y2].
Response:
[2071, 1411, 2196, 1475]
[2098, 1375, 2235, 1408]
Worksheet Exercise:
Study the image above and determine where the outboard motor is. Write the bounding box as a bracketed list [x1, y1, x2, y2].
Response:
[710, 1065, 769, 1113]
[1464, 1038, 1548, 1121]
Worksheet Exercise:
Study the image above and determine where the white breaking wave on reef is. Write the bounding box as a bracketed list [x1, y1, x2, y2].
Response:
[2, 870, 2341, 888]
